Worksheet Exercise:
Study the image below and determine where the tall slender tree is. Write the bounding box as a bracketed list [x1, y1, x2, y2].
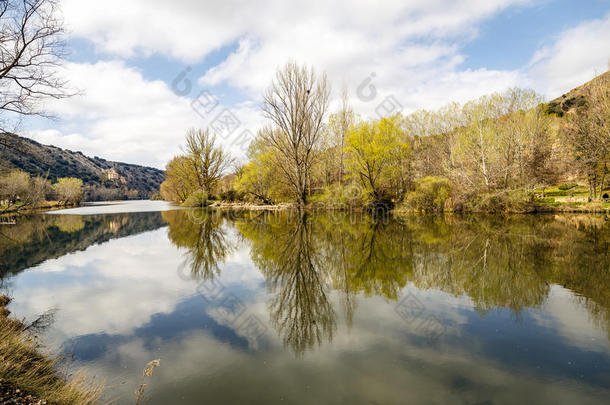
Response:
[262, 62, 330, 206]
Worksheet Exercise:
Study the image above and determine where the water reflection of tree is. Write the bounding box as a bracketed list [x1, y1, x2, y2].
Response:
[236, 211, 610, 347]
[1, 213, 166, 279]
[319, 213, 413, 300]
[163, 209, 234, 281]
[238, 212, 336, 356]
[549, 215, 610, 339]
[402, 215, 553, 313]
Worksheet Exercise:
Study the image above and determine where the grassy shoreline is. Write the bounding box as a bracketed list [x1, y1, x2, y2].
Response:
[0, 201, 79, 216]
[0, 294, 101, 404]
[206, 200, 610, 214]
[2, 198, 608, 216]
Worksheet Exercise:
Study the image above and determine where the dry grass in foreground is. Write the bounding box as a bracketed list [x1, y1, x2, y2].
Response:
[0, 295, 102, 404]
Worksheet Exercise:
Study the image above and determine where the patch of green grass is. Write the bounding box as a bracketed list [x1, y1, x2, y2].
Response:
[533, 184, 589, 197]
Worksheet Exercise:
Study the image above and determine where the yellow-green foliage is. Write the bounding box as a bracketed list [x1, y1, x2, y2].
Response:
[53, 177, 83, 205]
[404, 176, 451, 212]
[310, 183, 373, 208]
[160, 155, 198, 202]
[345, 115, 410, 201]
[161, 128, 234, 202]
[182, 189, 209, 207]
[234, 137, 290, 204]
[0, 169, 51, 210]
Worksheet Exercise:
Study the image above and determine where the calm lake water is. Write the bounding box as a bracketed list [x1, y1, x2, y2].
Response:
[1, 201, 609, 404]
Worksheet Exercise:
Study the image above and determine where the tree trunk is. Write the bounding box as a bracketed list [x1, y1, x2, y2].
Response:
[599, 161, 607, 199]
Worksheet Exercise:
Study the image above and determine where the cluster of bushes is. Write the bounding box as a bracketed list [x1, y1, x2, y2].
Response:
[182, 190, 209, 207]
[310, 183, 373, 209]
[84, 186, 140, 201]
[0, 169, 83, 211]
[403, 177, 451, 213]
[453, 190, 534, 213]
[218, 189, 244, 202]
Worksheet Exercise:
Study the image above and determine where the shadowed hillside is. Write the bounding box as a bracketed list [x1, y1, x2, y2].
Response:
[0, 132, 165, 200]
[546, 70, 610, 116]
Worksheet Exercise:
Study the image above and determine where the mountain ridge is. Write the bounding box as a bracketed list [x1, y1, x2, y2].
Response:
[0, 132, 164, 200]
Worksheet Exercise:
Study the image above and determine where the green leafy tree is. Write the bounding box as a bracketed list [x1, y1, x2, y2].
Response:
[345, 115, 410, 203]
[160, 155, 198, 202]
[53, 177, 83, 205]
[234, 136, 288, 204]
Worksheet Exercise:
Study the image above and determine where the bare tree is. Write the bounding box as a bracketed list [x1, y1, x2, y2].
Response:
[327, 85, 355, 184]
[262, 62, 330, 206]
[183, 128, 234, 197]
[0, 0, 72, 151]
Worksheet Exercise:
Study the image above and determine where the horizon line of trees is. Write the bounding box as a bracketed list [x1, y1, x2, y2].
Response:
[161, 63, 610, 211]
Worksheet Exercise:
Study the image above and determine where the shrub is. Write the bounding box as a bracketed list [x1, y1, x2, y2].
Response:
[53, 177, 83, 205]
[455, 190, 532, 213]
[404, 176, 451, 212]
[558, 183, 577, 191]
[0, 170, 30, 203]
[220, 189, 243, 202]
[182, 190, 209, 207]
[312, 183, 372, 209]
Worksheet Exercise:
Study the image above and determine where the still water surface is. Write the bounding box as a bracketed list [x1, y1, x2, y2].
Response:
[1, 201, 609, 404]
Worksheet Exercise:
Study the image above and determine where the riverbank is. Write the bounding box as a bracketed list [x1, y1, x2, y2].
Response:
[206, 200, 610, 214]
[4, 198, 607, 217]
[0, 201, 78, 216]
[0, 295, 101, 405]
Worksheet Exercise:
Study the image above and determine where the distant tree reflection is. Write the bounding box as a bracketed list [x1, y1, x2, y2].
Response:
[163, 209, 234, 281]
[237, 212, 336, 356]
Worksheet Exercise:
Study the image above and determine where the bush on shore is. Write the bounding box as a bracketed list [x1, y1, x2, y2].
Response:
[309, 183, 373, 209]
[403, 176, 451, 213]
[454, 190, 534, 213]
[182, 190, 209, 207]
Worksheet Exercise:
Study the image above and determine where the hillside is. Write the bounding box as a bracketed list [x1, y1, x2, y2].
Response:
[0, 132, 164, 200]
[546, 70, 610, 116]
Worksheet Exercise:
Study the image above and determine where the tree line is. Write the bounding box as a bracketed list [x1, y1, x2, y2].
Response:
[161, 63, 610, 211]
[0, 169, 83, 212]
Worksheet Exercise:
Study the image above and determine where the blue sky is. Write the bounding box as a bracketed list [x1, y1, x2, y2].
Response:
[19, 0, 610, 168]
[461, 0, 610, 70]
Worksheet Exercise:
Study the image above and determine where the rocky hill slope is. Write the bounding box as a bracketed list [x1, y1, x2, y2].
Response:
[0, 132, 164, 199]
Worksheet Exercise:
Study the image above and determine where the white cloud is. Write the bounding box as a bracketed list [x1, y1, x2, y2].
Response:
[193, 0, 533, 116]
[528, 12, 610, 98]
[60, 0, 534, 117]
[61, 0, 530, 62]
[24, 61, 262, 168]
[18, 0, 609, 167]
[10, 225, 263, 338]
